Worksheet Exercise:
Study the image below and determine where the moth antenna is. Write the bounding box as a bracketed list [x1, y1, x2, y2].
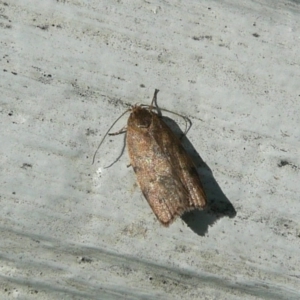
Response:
[92, 109, 130, 165]
[150, 89, 160, 113]
[104, 132, 127, 169]
[141, 90, 192, 134]
[159, 108, 192, 135]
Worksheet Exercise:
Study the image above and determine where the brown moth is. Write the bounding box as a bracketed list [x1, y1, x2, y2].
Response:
[94, 89, 207, 226]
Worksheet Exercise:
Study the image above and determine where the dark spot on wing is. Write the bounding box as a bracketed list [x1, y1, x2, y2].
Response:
[141, 189, 149, 200]
[133, 166, 139, 173]
[189, 166, 198, 176]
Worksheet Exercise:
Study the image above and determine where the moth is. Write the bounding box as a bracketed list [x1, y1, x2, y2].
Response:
[94, 89, 207, 226]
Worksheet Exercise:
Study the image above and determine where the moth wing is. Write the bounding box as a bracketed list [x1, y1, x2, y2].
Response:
[127, 123, 194, 226]
[151, 113, 207, 209]
[140, 170, 193, 226]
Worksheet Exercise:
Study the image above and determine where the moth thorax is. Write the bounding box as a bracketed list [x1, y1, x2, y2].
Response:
[128, 107, 153, 129]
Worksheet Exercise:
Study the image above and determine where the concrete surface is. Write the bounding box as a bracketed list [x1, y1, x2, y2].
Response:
[1, 0, 300, 299]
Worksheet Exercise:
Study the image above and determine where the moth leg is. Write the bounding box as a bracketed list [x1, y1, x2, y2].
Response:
[109, 126, 127, 136]
[127, 163, 131, 168]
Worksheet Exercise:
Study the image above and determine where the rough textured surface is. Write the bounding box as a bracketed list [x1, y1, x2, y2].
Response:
[1, 0, 300, 299]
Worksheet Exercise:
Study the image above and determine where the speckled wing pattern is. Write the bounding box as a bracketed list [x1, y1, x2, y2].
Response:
[126, 107, 207, 226]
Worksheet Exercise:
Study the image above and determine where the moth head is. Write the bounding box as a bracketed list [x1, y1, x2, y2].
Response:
[128, 106, 153, 129]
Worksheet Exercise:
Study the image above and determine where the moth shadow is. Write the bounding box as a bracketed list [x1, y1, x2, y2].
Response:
[162, 116, 236, 236]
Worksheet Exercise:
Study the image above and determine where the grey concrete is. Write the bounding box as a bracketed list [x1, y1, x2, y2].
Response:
[1, 0, 300, 299]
